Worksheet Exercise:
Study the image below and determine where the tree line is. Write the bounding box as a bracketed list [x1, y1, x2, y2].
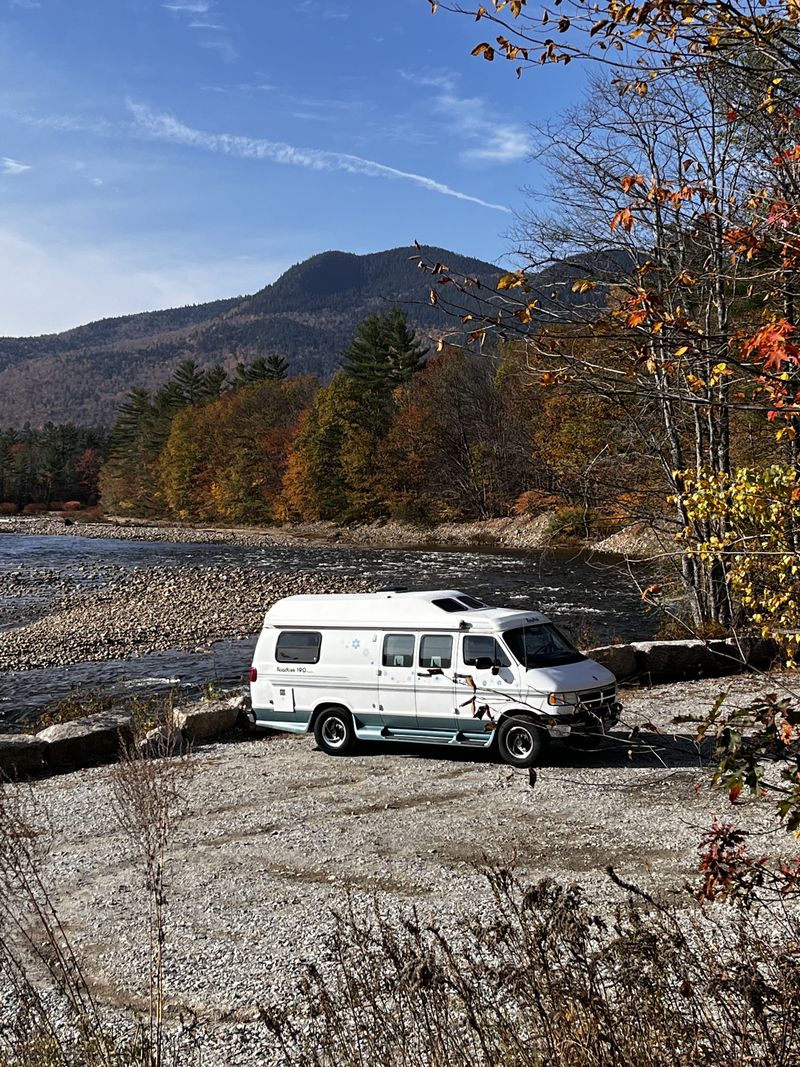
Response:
[100, 308, 645, 527]
[0, 425, 107, 510]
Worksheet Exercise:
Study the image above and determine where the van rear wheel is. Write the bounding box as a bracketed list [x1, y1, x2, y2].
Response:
[497, 716, 545, 768]
[314, 707, 356, 757]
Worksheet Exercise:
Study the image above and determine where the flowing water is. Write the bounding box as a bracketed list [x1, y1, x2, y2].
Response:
[0, 533, 659, 720]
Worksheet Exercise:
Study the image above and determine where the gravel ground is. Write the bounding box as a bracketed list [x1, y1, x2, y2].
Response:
[9, 672, 794, 1067]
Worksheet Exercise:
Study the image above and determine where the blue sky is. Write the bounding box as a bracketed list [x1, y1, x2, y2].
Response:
[0, 0, 587, 335]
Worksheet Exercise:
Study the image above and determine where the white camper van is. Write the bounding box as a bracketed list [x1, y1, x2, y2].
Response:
[247, 589, 621, 768]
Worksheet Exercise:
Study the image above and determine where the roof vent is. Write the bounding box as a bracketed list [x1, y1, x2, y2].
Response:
[379, 585, 409, 593]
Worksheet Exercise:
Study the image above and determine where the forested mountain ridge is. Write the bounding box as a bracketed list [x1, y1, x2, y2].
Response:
[0, 245, 624, 427]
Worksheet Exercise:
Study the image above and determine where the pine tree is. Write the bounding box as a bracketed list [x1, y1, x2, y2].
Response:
[382, 307, 428, 385]
[341, 308, 427, 393]
[265, 353, 290, 380]
[234, 354, 290, 384]
[201, 365, 228, 400]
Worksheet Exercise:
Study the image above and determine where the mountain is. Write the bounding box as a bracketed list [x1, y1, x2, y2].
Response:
[0, 244, 630, 427]
[0, 246, 504, 427]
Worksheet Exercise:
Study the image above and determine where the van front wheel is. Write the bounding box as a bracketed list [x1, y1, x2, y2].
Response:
[314, 707, 356, 757]
[497, 716, 544, 768]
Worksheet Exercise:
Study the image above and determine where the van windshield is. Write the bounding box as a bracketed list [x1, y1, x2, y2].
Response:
[503, 624, 586, 668]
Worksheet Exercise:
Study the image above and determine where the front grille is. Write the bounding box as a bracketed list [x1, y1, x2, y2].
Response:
[578, 685, 617, 710]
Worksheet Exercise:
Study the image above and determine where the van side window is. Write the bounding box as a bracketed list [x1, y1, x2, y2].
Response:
[419, 634, 453, 669]
[383, 634, 415, 668]
[275, 631, 322, 664]
[463, 635, 510, 668]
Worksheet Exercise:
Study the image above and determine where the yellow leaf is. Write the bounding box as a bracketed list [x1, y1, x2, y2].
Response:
[497, 271, 525, 290]
[571, 278, 597, 293]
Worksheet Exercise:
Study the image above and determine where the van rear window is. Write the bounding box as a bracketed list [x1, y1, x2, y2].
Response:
[276, 631, 322, 664]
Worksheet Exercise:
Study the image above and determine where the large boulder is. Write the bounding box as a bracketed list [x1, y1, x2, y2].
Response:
[173, 695, 246, 744]
[39, 710, 134, 770]
[0, 734, 46, 778]
[586, 644, 637, 681]
[632, 640, 707, 682]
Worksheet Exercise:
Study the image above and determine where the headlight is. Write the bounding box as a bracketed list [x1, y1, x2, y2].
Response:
[548, 691, 580, 707]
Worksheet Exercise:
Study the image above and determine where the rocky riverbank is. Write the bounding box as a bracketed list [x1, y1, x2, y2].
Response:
[0, 565, 376, 672]
[0, 512, 673, 558]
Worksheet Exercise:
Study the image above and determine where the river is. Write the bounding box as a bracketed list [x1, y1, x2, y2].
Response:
[0, 533, 658, 720]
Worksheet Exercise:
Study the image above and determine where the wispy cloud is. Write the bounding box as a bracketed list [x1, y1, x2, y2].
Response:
[202, 81, 274, 93]
[401, 70, 530, 166]
[0, 107, 113, 136]
[127, 101, 511, 213]
[162, 1, 209, 12]
[1, 157, 31, 175]
[9, 0, 40, 8]
[163, 0, 236, 62]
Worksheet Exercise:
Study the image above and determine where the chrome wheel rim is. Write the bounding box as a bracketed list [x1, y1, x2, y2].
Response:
[322, 716, 347, 748]
[506, 725, 534, 759]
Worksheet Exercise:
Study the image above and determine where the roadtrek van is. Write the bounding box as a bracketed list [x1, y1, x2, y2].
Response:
[247, 589, 621, 768]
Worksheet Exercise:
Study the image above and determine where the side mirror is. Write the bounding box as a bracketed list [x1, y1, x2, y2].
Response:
[474, 657, 494, 671]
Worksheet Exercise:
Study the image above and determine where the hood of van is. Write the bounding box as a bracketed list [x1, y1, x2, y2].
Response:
[526, 657, 616, 693]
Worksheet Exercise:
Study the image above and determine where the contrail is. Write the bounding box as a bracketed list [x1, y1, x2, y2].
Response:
[128, 101, 512, 214]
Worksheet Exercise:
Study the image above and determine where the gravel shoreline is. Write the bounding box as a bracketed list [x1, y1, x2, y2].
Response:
[0, 565, 376, 672]
[8, 672, 791, 1067]
[0, 512, 672, 557]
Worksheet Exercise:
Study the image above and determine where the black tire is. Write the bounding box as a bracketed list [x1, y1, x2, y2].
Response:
[313, 706, 356, 756]
[497, 716, 545, 768]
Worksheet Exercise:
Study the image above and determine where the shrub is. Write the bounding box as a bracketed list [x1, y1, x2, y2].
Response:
[62, 500, 83, 511]
[0, 502, 18, 515]
[547, 505, 599, 540]
[264, 866, 800, 1067]
[512, 489, 562, 515]
[21, 503, 47, 514]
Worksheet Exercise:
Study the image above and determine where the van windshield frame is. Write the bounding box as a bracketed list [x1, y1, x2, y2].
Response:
[502, 624, 586, 669]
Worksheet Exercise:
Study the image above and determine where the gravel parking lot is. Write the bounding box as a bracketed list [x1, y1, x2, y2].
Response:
[10, 671, 791, 1065]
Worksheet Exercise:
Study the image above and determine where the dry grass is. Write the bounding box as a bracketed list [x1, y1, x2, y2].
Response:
[263, 866, 800, 1067]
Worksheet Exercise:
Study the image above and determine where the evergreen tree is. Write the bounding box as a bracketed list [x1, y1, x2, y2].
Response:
[235, 355, 290, 384]
[341, 308, 427, 394]
[169, 360, 207, 406]
[201, 365, 228, 400]
[265, 353, 290, 380]
[109, 389, 153, 458]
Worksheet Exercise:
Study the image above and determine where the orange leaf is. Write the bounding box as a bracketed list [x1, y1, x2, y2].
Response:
[611, 207, 634, 233]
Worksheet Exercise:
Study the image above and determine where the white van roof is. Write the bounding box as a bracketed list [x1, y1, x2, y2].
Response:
[262, 589, 550, 632]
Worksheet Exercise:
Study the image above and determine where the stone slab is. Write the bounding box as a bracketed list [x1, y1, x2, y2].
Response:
[586, 644, 637, 680]
[38, 710, 134, 769]
[173, 695, 245, 743]
[0, 734, 46, 777]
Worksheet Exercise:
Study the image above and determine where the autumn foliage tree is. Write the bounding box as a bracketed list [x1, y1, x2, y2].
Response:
[158, 376, 317, 524]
